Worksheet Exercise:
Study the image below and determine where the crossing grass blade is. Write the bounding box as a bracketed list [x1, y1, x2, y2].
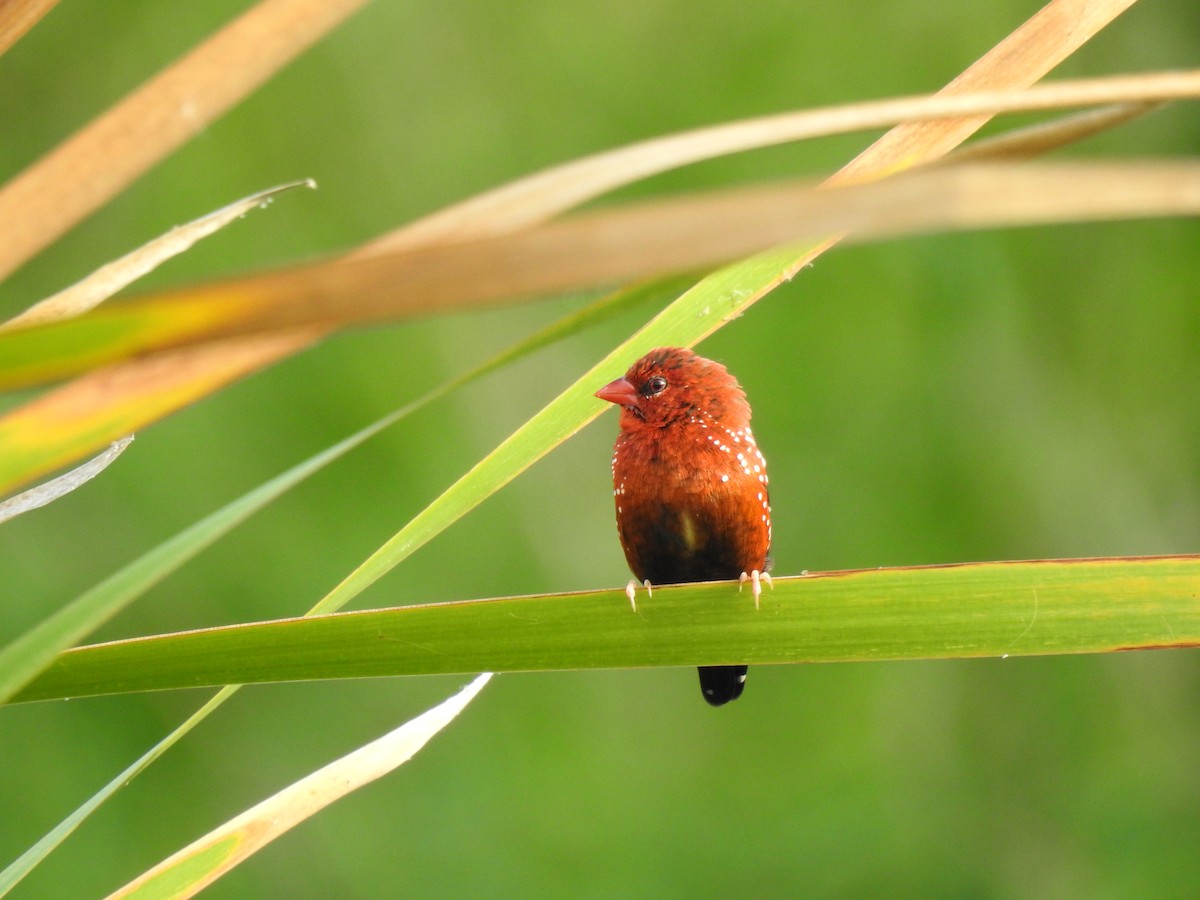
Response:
[0, 279, 664, 706]
[0, 280, 668, 894]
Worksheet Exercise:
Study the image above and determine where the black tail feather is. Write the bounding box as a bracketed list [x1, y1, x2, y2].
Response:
[698, 665, 748, 706]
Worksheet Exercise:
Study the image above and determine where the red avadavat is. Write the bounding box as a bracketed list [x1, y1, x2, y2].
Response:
[596, 348, 772, 706]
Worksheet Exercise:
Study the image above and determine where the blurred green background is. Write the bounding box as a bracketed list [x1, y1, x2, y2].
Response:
[2, 1, 1199, 896]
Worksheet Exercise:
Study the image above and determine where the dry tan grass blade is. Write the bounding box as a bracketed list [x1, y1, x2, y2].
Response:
[773, 0, 1139, 287]
[0, 0, 1147, 497]
[1, 181, 316, 332]
[832, 0, 1140, 186]
[0, 436, 132, 524]
[82, 161, 1200, 341]
[107, 674, 493, 900]
[0, 0, 368, 282]
[0, 0, 57, 56]
[6, 71, 1189, 377]
[362, 69, 1193, 256]
[948, 103, 1162, 164]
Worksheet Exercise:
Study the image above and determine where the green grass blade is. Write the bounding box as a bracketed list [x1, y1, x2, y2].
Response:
[2, 8, 1139, 887]
[0, 281, 657, 706]
[313, 246, 804, 616]
[0, 427, 378, 705]
[0, 283, 663, 894]
[14, 557, 1200, 703]
[0, 687, 236, 897]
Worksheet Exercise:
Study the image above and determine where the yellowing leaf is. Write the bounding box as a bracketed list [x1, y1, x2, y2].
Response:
[108, 675, 493, 900]
[1, 181, 315, 332]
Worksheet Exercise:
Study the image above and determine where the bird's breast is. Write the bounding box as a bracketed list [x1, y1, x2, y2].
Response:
[610, 422, 771, 584]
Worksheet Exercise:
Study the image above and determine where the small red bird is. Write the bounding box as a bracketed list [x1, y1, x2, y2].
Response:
[595, 347, 772, 706]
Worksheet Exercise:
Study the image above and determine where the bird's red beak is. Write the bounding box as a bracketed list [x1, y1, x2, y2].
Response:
[595, 377, 639, 408]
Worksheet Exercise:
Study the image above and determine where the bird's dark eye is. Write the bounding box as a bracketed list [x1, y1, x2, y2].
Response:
[642, 375, 668, 397]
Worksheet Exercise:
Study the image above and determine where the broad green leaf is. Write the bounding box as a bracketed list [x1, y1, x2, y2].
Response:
[13, 558, 1200, 704]
[0, 418, 388, 706]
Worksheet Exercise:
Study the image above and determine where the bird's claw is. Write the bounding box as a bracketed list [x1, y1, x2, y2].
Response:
[739, 570, 772, 610]
[625, 578, 652, 612]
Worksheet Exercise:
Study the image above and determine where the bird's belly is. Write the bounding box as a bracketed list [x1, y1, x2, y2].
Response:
[616, 491, 767, 586]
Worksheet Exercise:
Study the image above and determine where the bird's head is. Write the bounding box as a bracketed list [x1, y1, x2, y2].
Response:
[595, 347, 751, 430]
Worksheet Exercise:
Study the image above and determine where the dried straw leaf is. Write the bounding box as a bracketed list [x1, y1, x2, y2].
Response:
[1, 181, 315, 332]
[948, 103, 1162, 163]
[2, 159, 1197, 389]
[1, 70, 1195, 389]
[0, 0, 367, 282]
[0, 0, 57, 56]
[0, 436, 132, 524]
[832, 0, 1140, 185]
[363, 67, 1196, 254]
[0, 0, 1163, 498]
[107, 674, 492, 900]
[5, 165, 1198, 497]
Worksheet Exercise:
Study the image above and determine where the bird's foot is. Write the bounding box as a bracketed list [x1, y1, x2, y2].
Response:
[625, 578, 652, 612]
[739, 570, 772, 610]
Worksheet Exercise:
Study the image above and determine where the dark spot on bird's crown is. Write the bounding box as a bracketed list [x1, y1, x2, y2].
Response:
[649, 348, 684, 371]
